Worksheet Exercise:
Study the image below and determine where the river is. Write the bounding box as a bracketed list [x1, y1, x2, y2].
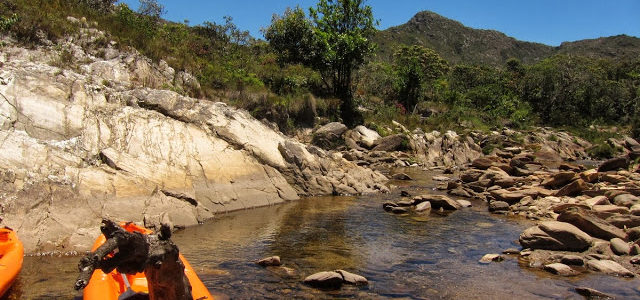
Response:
[4, 169, 639, 299]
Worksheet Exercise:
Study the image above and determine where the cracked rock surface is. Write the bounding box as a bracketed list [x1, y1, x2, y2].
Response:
[0, 31, 387, 253]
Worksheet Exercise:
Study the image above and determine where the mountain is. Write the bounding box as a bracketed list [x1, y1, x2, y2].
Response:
[556, 34, 640, 59]
[374, 11, 640, 66]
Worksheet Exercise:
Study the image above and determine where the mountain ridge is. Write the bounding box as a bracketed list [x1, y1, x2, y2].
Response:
[374, 10, 640, 66]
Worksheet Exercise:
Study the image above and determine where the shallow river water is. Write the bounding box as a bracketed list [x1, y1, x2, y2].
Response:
[5, 169, 640, 299]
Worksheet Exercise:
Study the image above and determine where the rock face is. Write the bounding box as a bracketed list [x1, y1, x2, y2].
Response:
[0, 35, 388, 252]
[519, 221, 593, 251]
[410, 130, 482, 167]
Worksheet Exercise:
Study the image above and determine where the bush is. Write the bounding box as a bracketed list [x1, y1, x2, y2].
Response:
[632, 115, 640, 141]
[587, 143, 620, 159]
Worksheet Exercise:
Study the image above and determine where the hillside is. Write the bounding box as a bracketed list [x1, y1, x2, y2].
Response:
[374, 11, 640, 66]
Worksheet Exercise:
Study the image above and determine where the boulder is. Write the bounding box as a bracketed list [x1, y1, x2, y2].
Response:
[479, 254, 505, 264]
[580, 169, 600, 183]
[312, 122, 347, 149]
[471, 157, 495, 170]
[601, 174, 627, 184]
[335, 270, 368, 285]
[586, 260, 635, 277]
[256, 256, 282, 267]
[543, 263, 578, 276]
[457, 199, 472, 208]
[542, 172, 578, 188]
[555, 179, 588, 197]
[391, 207, 409, 214]
[460, 169, 484, 183]
[494, 177, 516, 188]
[557, 208, 626, 240]
[490, 189, 525, 204]
[575, 287, 613, 299]
[352, 126, 380, 148]
[560, 255, 584, 266]
[519, 221, 593, 251]
[584, 196, 610, 207]
[424, 195, 462, 210]
[391, 173, 413, 181]
[372, 134, 408, 152]
[592, 205, 629, 215]
[607, 215, 640, 229]
[610, 238, 631, 255]
[415, 201, 432, 213]
[303, 271, 344, 289]
[613, 194, 640, 208]
[489, 201, 510, 213]
[627, 226, 640, 241]
[448, 187, 472, 198]
[598, 156, 630, 172]
[631, 204, 640, 216]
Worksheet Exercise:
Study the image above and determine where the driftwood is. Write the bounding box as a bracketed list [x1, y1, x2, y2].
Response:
[74, 219, 192, 300]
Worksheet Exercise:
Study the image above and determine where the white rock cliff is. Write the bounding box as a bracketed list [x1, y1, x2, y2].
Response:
[0, 30, 387, 253]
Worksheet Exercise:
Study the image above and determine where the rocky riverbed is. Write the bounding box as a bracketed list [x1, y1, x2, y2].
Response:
[7, 168, 640, 299]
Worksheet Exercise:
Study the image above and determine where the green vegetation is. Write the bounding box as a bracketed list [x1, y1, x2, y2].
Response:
[265, 0, 377, 126]
[0, 0, 638, 146]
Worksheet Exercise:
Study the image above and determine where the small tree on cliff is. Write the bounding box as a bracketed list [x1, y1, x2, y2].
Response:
[265, 0, 377, 126]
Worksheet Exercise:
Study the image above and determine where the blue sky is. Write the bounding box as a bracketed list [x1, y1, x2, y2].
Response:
[120, 0, 640, 46]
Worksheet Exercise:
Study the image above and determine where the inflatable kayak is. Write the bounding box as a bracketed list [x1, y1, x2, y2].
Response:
[0, 227, 24, 297]
[83, 222, 213, 300]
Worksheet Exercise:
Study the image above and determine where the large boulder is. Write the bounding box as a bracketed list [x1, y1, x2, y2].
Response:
[490, 189, 525, 204]
[519, 221, 593, 251]
[416, 194, 462, 210]
[372, 134, 408, 152]
[555, 179, 588, 197]
[351, 125, 381, 149]
[542, 172, 577, 188]
[586, 260, 635, 277]
[598, 156, 630, 172]
[312, 122, 348, 149]
[303, 271, 344, 289]
[557, 208, 626, 240]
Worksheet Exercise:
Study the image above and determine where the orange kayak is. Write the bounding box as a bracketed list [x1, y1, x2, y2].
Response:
[83, 222, 213, 300]
[0, 227, 24, 297]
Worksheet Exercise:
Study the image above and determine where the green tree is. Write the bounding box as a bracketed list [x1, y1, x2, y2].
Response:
[265, 0, 378, 126]
[392, 45, 448, 112]
[137, 0, 165, 19]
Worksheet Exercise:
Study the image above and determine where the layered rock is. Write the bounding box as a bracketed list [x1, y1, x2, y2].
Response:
[0, 34, 387, 252]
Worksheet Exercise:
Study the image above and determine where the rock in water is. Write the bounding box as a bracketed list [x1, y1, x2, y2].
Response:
[256, 256, 282, 267]
[391, 173, 413, 180]
[335, 270, 368, 285]
[304, 271, 344, 289]
[586, 260, 635, 277]
[417, 195, 462, 210]
[543, 263, 578, 276]
[575, 287, 613, 299]
[519, 221, 592, 252]
[489, 201, 510, 212]
[479, 254, 505, 264]
[415, 201, 432, 213]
